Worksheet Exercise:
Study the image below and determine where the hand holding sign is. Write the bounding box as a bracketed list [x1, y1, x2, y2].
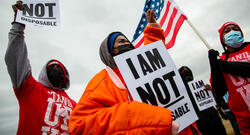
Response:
[204, 84, 212, 91]
[12, 1, 24, 12]
[12, 1, 24, 24]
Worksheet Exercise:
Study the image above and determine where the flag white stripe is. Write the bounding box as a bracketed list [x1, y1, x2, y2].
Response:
[165, 11, 182, 43]
[133, 0, 169, 47]
[161, 3, 175, 31]
[157, 0, 168, 22]
[132, 33, 144, 46]
[133, 0, 185, 48]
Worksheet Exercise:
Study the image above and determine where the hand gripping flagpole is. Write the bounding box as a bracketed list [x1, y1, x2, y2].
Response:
[186, 18, 212, 50]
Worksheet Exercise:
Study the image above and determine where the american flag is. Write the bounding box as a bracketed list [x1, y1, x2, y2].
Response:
[132, 0, 186, 49]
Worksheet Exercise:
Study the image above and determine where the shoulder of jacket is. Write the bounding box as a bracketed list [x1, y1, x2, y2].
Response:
[85, 69, 108, 90]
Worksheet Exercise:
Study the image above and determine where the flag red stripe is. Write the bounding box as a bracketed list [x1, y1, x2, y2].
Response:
[159, 1, 171, 26]
[134, 0, 187, 49]
[135, 36, 144, 48]
[164, 8, 177, 37]
[165, 14, 186, 49]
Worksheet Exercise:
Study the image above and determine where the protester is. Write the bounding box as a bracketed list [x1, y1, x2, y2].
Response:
[69, 10, 179, 135]
[208, 21, 250, 134]
[5, 1, 76, 134]
[178, 66, 227, 135]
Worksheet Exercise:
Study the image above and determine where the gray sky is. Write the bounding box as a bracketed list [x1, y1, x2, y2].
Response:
[0, 0, 249, 134]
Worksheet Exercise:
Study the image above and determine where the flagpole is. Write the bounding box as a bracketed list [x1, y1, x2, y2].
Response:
[186, 19, 212, 50]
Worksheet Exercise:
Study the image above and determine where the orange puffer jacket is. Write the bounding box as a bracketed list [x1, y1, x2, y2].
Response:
[69, 25, 173, 135]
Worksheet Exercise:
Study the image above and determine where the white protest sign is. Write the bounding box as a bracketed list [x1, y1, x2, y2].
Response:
[16, 0, 60, 29]
[188, 79, 217, 111]
[114, 41, 198, 132]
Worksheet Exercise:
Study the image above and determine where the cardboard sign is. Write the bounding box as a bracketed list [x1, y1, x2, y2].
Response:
[188, 79, 217, 111]
[16, 0, 60, 29]
[114, 41, 198, 132]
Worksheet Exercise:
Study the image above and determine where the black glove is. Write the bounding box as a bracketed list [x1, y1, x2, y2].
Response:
[208, 49, 219, 61]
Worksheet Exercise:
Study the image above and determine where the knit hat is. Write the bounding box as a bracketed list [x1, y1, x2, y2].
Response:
[218, 21, 243, 51]
[108, 32, 123, 55]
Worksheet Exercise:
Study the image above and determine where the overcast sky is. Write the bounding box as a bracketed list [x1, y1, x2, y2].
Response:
[0, 0, 249, 134]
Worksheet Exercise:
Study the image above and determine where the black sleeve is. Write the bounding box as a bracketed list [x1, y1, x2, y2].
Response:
[208, 50, 228, 97]
[218, 60, 250, 78]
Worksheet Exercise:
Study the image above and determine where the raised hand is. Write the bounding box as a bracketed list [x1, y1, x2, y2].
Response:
[12, 1, 24, 12]
[146, 9, 157, 23]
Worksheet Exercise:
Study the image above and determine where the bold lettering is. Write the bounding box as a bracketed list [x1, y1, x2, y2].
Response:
[172, 112, 176, 120]
[228, 74, 245, 86]
[35, 3, 45, 17]
[235, 54, 242, 61]
[198, 80, 204, 88]
[184, 103, 190, 113]
[200, 90, 206, 98]
[163, 71, 180, 98]
[138, 54, 153, 75]
[192, 83, 196, 90]
[195, 92, 201, 101]
[177, 107, 183, 116]
[44, 100, 61, 126]
[136, 83, 158, 105]
[45, 3, 56, 17]
[60, 107, 72, 131]
[153, 78, 170, 104]
[237, 84, 250, 111]
[174, 109, 180, 118]
[51, 128, 59, 134]
[145, 48, 166, 71]
[172, 103, 190, 120]
[204, 89, 210, 97]
[126, 58, 140, 79]
[23, 4, 33, 16]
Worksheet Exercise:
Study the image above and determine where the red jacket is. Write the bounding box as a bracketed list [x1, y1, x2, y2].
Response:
[178, 123, 200, 135]
[15, 75, 76, 135]
[220, 43, 250, 134]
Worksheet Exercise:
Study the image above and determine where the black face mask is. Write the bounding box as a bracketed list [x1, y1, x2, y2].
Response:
[115, 44, 135, 56]
[47, 65, 65, 88]
[181, 70, 193, 82]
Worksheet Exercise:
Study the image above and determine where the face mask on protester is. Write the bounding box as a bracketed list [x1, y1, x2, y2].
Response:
[224, 30, 244, 48]
[114, 44, 135, 56]
[47, 65, 65, 88]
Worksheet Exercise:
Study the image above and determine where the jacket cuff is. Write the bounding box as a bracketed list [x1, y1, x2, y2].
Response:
[148, 23, 161, 28]
[12, 22, 25, 31]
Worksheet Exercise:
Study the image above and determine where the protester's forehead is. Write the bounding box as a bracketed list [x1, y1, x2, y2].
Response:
[223, 24, 240, 32]
[115, 35, 127, 41]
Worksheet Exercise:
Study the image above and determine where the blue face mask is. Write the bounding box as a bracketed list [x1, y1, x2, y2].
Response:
[224, 30, 244, 48]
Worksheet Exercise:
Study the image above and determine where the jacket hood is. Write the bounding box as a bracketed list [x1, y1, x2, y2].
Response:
[38, 59, 70, 90]
[178, 66, 194, 83]
[218, 21, 243, 52]
[99, 32, 129, 68]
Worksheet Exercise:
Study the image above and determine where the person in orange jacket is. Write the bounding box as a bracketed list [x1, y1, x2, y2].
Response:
[69, 10, 179, 135]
